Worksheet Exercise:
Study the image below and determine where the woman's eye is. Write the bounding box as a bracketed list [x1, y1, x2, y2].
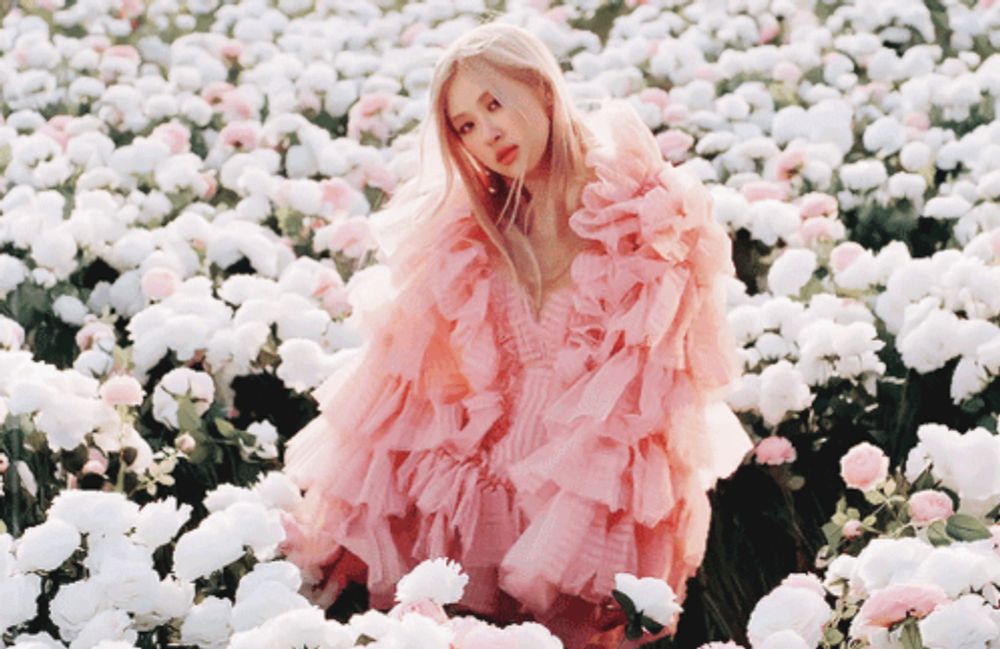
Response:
[488, 98, 501, 110]
[459, 122, 473, 135]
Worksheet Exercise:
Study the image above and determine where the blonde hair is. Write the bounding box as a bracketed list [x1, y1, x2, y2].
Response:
[374, 23, 595, 308]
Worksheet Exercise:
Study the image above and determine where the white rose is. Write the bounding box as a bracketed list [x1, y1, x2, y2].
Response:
[900, 141, 933, 171]
[69, 608, 136, 649]
[172, 512, 245, 582]
[15, 518, 81, 572]
[0, 573, 42, 629]
[180, 596, 232, 648]
[132, 497, 192, 550]
[852, 537, 933, 594]
[919, 595, 999, 649]
[395, 558, 469, 606]
[758, 361, 814, 426]
[746, 583, 832, 647]
[923, 195, 972, 220]
[862, 117, 905, 156]
[840, 160, 887, 191]
[229, 582, 311, 633]
[48, 490, 140, 538]
[50, 579, 107, 641]
[92, 557, 160, 615]
[767, 249, 817, 297]
[253, 472, 302, 512]
[916, 545, 1000, 599]
[759, 630, 810, 649]
[613, 573, 682, 626]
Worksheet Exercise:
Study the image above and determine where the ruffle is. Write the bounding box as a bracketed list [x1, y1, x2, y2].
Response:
[499, 100, 747, 615]
[281, 205, 515, 609]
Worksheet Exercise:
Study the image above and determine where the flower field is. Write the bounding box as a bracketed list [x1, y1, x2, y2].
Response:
[3, 0, 1000, 647]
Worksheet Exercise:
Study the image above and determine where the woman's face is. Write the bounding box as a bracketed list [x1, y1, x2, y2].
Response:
[445, 66, 551, 181]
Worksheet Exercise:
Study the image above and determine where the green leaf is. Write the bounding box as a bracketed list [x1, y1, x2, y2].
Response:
[356, 634, 375, 646]
[612, 589, 637, 618]
[824, 627, 845, 645]
[926, 521, 951, 547]
[215, 418, 238, 439]
[822, 521, 843, 548]
[865, 490, 886, 505]
[176, 397, 203, 433]
[946, 513, 992, 542]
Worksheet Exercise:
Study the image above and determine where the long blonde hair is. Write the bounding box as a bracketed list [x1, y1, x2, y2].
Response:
[373, 23, 595, 307]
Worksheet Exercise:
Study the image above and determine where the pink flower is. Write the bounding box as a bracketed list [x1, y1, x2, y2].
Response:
[639, 87, 670, 111]
[856, 583, 947, 630]
[990, 230, 1000, 258]
[75, 320, 116, 351]
[772, 61, 802, 83]
[799, 217, 842, 247]
[754, 436, 797, 466]
[741, 180, 787, 202]
[219, 40, 243, 61]
[903, 112, 930, 131]
[400, 22, 429, 47]
[908, 490, 954, 526]
[839, 442, 889, 492]
[320, 178, 354, 212]
[318, 216, 376, 258]
[82, 448, 109, 476]
[693, 64, 720, 83]
[141, 268, 181, 301]
[656, 130, 694, 163]
[830, 241, 866, 273]
[99, 375, 145, 407]
[200, 173, 217, 200]
[842, 520, 863, 539]
[798, 192, 838, 219]
[388, 599, 448, 624]
[151, 122, 191, 154]
[201, 82, 235, 105]
[0, 453, 8, 473]
[758, 22, 780, 44]
[220, 91, 255, 121]
[176, 433, 197, 455]
[103, 45, 140, 63]
[219, 121, 259, 150]
[774, 150, 806, 181]
[780, 573, 825, 597]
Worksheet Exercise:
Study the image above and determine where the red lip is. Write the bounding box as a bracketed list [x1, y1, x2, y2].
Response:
[497, 145, 518, 165]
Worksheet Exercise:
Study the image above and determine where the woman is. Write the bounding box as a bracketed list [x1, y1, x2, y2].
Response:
[281, 22, 750, 648]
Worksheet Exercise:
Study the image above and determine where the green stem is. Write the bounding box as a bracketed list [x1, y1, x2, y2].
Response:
[7, 420, 23, 537]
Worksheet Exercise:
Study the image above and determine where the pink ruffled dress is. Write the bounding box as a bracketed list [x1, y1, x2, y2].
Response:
[280, 101, 750, 646]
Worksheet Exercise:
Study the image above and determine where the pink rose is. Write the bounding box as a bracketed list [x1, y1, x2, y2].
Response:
[780, 573, 825, 597]
[772, 61, 802, 83]
[908, 490, 954, 526]
[318, 216, 376, 258]
[220, 91, 255, 121]
[320, 178, 354, 212]
[219, 121, 260, 150]
[219, 40, 243, 61]
[856, 583, 947, 629]
[741, 180, 787, 202]
[656, 130, 694, 163]
[388, 599, 448, 624]
[99, 375, 146, 407]
[830, 242, 866, 274]
[638, 87, 670, 111]
[758, 22, 780, 44]
[774, 150, 806, 181]
[201, 82, 235, 105]
[839, 442, 889, 492]
[75, 320, 116, 351]
[799, 217, 843, 247]
[150, 122, 191, 154]
[81, 448, 109, 476]
[141, 267, 181, 301]
[903, 112, 930, 131]
[754, 436, 797, 466]
[798, 192, 838, 219]
[842, 520, 863, 539]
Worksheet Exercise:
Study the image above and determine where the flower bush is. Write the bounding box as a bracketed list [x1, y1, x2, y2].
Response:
[2, 0, 1000, 646]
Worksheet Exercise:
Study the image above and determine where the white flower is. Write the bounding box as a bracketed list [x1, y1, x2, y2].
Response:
[887, 172, 927, 201]
[92, 556, 161, 616]
[253, 472, 302, 512]
[919, 595, 999, 649]
[916, 545, 1000, 599]
[224, 501, 285, 560]
[152, 367, 215, 429]
[917, 424, 1000, 517]
[613, 573, 682, 626]
[52, 295, 89, 325]
[898, 306, 962, 373]
[395, 558, 469, 605]
[227, 607, 353, 649]
[923, 195, 972, 220]
[758, 361, 814, 426]
[230, 580, 311, 633]
[69, 608, 136, 649]
[50, 579, 107, 641]
[758, 630, 810, 649]
[180, 596, 233, 648]
[853, 537, 933, 594]
[132, 497, 192, 550]
[275, 339, 339, 393]
[840, 160, 887, 191]
[746, 582, 832, 648]
[0, 573, 42, 629]
[900, 141, 933, 171]
[48, 490, 140, 538]
[862, 117, 905, 156]
[767, 249, 817, 297]
[172, 512, 245, 582]
[15, 518, 81, 572]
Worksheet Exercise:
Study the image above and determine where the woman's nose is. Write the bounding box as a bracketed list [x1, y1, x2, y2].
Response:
[483, 118, 502, 143]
